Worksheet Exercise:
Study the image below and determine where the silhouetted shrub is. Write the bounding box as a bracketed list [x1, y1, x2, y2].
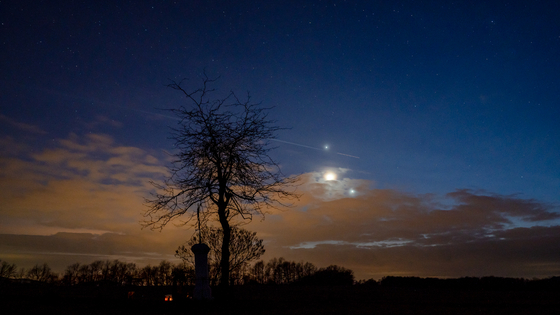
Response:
[297, 265, 354, 286]
[356, 278, 378, 286]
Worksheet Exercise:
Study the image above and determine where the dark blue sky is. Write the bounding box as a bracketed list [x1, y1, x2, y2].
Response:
[3, 0, 559, 202]
[2, 1, 560, 278]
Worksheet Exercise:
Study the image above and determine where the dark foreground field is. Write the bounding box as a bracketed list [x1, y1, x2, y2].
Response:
[2, 282, 560, 315]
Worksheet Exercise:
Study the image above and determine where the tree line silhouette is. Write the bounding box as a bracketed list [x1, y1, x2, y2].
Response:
[3, 258, 559, 290]
[378, 275, 560, 291]
[0, 258, 354, 286]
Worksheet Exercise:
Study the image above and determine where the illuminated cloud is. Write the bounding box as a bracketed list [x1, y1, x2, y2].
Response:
[250, 174, 560, 279]
[299, 169, 370, 201]
[1, 131, 559, 280]
[0, 132, 182, 270]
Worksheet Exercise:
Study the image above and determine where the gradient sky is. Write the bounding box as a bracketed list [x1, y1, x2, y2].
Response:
[1, 0, 560, 280]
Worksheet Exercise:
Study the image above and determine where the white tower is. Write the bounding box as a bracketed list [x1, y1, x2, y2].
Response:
[191, 243, 212, 299]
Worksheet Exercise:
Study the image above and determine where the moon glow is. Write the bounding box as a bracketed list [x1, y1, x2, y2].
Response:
[324, 172, 337, 181]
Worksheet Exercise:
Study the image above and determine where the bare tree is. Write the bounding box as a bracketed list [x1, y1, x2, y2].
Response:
[176, 226, 265, 285]
[90, 260, 103, 282]
[171, 263, 195, 286]
[157, 260, 174, 286]
[250, 260, 266, 284]
[143, 74, 299, 287]
[63, 262, 81, 285]
[0, 260, 18, 279]
[260, 258, 317, 284]
[27, 263, 58, 283]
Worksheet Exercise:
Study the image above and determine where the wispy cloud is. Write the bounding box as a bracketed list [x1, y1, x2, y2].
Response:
[85, 115, 124, 129]
[0, 133, 168, 234]
[1, 132, 559, 279]
[0, 114, 46, 134]
[249, 174, 560, 279]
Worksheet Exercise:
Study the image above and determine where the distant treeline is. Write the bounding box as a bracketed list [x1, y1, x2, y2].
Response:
[248, 257, 354, 286]
[377, 276, 560, 291]
[3, 259, 558, 290]
[0, 258, 354, 286]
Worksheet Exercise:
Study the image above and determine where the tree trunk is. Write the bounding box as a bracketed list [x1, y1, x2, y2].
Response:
[220, 224, 231, 286]
[218, 208, 231, 290]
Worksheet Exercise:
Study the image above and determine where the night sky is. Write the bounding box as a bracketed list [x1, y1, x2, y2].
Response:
[2, 0, 560, 280]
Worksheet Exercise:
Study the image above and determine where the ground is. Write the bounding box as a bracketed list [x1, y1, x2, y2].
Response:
[1, 282, 560, 314]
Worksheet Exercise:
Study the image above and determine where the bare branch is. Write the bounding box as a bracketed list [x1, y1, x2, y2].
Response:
[144, 76, 300, 287]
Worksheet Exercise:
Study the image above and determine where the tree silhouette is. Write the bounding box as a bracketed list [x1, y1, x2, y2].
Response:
[26, 263, 57, 283]
[0, 260, 18, 279]
[298, 265, 354, 285]
[143, 74, 299, 288]
[262, 257, 317, 284]
[176, 226, 265, 285]
[63, 262, 80, 285]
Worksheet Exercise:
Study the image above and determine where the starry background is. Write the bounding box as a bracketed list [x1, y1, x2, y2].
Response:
[1, 0, 560, 280]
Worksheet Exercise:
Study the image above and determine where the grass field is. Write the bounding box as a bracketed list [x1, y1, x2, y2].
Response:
[2, 282, 560, 314]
